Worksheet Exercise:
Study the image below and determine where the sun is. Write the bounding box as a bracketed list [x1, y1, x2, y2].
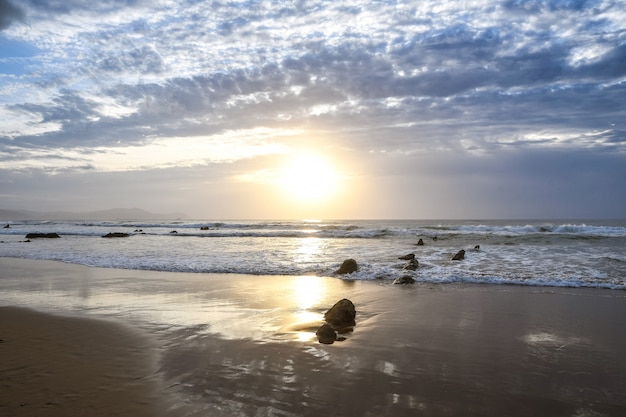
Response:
[278, 153, 340, 202]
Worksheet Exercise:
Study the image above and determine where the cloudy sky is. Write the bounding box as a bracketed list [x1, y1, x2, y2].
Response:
[1, 0, 624, 219]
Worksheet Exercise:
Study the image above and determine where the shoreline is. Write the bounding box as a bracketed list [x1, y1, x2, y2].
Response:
[1, 257, 626, 416]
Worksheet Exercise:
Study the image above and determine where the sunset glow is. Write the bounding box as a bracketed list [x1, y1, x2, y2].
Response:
[278, 154, 341, 203]
[0, 1, 624, 218]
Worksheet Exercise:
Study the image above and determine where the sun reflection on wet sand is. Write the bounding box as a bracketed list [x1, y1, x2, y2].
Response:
[0, 258, 362, 344]
[292, 275, 324, 310]
[286, 276, 327, 341]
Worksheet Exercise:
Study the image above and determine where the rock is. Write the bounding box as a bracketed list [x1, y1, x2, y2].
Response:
[452, 249, 465, 260]
[335, 259, 358, 275]
[393, 275, 416, 285]
[324, 298, 356, 329]
[102, 232, 129, 238]
[25, 233, 60, 239]
[3, 224, 10, 228]
[416, 238, 424, 246]
[403, 258, 419, 271]
[200, 226, 209, 230]
[398, 253, 415, 260]
[432, 236, 438, 241]
[315, 323, 337, 344]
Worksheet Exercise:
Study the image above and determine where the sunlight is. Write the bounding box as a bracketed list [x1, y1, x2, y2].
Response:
[292, 275, 324, 311]
[292, 236, 322, 264]
[278, 153, 340, 203]
[291, 276, 326, 342]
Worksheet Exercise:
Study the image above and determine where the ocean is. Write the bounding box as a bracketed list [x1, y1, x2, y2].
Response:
[1, 219, 625, 289]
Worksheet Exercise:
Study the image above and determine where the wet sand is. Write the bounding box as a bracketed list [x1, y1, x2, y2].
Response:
[1, 257, 626, 416]
[0, 306, 165, 417]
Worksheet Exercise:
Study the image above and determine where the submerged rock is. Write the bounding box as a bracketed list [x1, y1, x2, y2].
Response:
[398, 253, 415, 260]
[102, 232, 129, 238]
[335, 259, 358, 275]
[452, 249, 465, 260]
[393, 275, 416, 285]
[324, 298, 356, 329]
[403, 258, 419, 271]
[25, 233, 60, 239]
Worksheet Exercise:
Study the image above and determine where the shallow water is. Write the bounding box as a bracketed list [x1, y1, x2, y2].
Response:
[1, 258, 625, 417]
[1, 219, 625, 289]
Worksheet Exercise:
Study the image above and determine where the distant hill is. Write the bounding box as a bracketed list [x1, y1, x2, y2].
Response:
[0, 208, 188, 221]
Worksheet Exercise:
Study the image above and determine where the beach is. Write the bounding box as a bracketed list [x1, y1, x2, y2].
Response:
[1, 257, 626, 416]
[0, 306, 165, 417]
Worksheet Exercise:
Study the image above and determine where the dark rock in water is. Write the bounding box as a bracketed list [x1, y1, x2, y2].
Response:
[324, 298, 356, 329]
[3, 224, 10, 228]
[398, 253, 415, 260]
[102, 232, 129, 238]
[432, 236, 438, 241]
[474, 245, 480, 250]
[170, 230, 178, 234]
[416, 238, 424, 246]
[315, 323, 337, 344]
[393, 275, 416, 285]
[403, 258, 419, 271]
[336, 259, 358, 275]
[452, 249, 465, 260]
[25, 233, 60, 239]
[200, 226, 209, 230]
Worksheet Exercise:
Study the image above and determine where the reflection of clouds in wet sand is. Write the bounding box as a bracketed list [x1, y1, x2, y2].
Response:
[522, 332, 589, 350]
[521, 332, 594, 367]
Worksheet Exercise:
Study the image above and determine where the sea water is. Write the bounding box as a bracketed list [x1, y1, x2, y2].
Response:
[1, 219, 624, 289]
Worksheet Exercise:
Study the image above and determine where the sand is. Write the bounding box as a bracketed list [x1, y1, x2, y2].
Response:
[0, 306, 165, 417]
[1, 257, 626, 416]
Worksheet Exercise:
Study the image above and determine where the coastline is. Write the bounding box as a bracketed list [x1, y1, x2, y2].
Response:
[1, 257, 626, 416]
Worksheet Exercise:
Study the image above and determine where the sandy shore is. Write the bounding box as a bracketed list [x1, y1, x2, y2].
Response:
[1, 257, 626, 416]
[0, 306, 165, 417]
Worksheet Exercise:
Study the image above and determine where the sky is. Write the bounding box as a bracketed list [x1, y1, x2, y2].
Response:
[0, 0, 625, 220]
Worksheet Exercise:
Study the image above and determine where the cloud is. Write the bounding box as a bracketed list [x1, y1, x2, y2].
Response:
[0, 0, 25, 30]
[0, 0, 624, 217]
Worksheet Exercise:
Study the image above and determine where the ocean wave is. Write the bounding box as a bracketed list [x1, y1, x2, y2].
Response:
[327, 267, 626, 290]
[2, 248, 624, 290]
[2, 218, 625, 290]
[446, 223, 626, 237]
[4, 219, 625, 238]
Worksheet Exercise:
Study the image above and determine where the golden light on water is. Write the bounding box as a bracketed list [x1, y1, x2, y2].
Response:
[292, 236, 322, 264]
